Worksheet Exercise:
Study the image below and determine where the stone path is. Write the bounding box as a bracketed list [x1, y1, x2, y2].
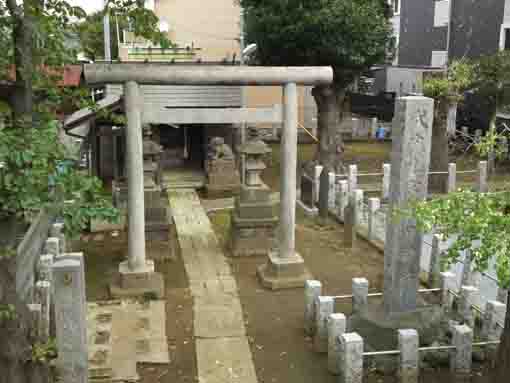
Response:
[87, 300, 170, 382]
[168, 189, 258, 383]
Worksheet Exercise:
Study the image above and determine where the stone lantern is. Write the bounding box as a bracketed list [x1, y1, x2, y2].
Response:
[230, 138, 278, 257]
[142, 126, 163, 189]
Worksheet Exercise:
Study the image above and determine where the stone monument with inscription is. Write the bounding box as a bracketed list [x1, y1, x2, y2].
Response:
[53, 258, 88, 383]
[230, 138, 278, 256]
[350, 97, 443, 349]
[205, 136, 240, 197]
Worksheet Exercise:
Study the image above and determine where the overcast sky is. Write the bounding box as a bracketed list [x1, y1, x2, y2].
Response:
[68, 0, 104, 15]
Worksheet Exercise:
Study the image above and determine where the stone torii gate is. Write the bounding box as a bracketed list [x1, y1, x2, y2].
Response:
[84, 64, 333, 293]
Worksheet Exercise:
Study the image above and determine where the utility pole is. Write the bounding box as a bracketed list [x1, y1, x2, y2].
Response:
[239, 8, 246, 184]
[104, 0, 111, 61]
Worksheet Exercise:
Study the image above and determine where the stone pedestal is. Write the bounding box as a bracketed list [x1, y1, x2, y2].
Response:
[349, 301, 443, 350]
[205, 137, 240, 197]
[230, 139, 278, 257]
[110, 260, 164, 299]
[257, 250, 311, 290]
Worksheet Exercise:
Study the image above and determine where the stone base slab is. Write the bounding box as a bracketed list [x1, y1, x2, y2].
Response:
[349, 302, 444, 350]
[110, 261, 165, 299]
[296, 199, 318, 217]
[257, 251, 312, 289]
[230, 214, 277, 257]
[205, 183, 241, 199]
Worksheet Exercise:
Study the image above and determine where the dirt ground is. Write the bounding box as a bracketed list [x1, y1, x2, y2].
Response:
[77, 141, 503, 383]
[76, 232, 198, 383]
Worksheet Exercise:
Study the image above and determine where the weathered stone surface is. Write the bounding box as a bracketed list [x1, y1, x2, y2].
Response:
[34, 280, 51, 340]
[318, 167, 331, 219]
[352, 278, 369, 315]
[205, 137, 240, 196]
[481, 300, 506, 340]
[339, 332, 363, 383]
[304, 280, 322, 336]
[383, 96, 434, 315]
[459, 285, 478, 328]
[44, 237, 60, 257]
[196, 337, 257, 383]
[53, 258, 88, 383]
[168, 189, 257, 383]
[257, 251, 311, 289]
[450, 325, 473, 377]
[300, 173, 315, 208]
[313, 296, 334, 353]
[337, 180, 349, 221]
[398, 329, 419, 383]
[328, 313, 346, 375]
[367, 198, 381, 241]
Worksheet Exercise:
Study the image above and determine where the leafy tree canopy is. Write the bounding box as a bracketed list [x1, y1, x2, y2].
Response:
[240, 0, 394, 86]
[423, 59, 475, 103]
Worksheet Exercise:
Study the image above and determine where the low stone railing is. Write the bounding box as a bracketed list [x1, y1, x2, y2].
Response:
[304, 277, 506, 382]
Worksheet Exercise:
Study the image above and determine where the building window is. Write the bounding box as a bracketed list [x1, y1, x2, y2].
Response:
[391, 0, 400, 15]
[500, 25, 510, 51]
[434, 0, 450, 28]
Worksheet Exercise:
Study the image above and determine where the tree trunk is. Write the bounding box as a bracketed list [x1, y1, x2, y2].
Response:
[7, 0, 35, 124]
[429, 100, 450, 193]
[311, 84, 346, 174]
[487, 110, 497, 175]
[493, 293, 510, 381]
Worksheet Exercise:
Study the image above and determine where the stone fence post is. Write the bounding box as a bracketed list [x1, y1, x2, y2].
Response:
[478, 161, 488, 193]
[448, 163, 457, 193]
[314, 165, 323, 203]
[44, 237, 60, 258]
[382, 163, 391, 200]
[339, 332, 363, 383]
[337, 180, 349, 222]
[50, 222, 67, 253]
[352, 189, 364, 228]
[481, 300, 505, 340]
[370, 117, 378, 139]
[459, 285, 479, 328]
[304, 280, 322, 335]
[399, 329, 419, 383]
[53, 258, 88, 383]
[328, 313, 346, 375]
[348, 164, 358, 194]
[34, 280, 51, 341]
[440, 271, 456, 313]
[38, 254, 54, 282]
[367, 198, 380, 241]
[314, 296, 334, 353]
[428, 234, 443, 288]
[450, 324, 473, 379]
[328, 172, 336, 211]
[352, 278, 369, 315]
[482, 300, 506, 361]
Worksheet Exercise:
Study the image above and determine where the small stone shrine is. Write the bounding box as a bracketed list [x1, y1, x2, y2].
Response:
[230, 138, 278, 256]
[205, 136, 240, 197]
